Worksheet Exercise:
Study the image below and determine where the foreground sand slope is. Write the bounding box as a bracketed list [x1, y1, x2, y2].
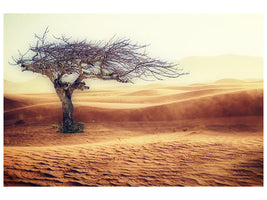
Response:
[4, 79, 263, 186]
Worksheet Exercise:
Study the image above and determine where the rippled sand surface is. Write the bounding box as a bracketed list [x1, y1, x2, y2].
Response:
[4, 79, 263, 186]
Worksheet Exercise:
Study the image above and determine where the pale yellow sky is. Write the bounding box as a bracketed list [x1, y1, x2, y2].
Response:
[4, 14, 264, 83]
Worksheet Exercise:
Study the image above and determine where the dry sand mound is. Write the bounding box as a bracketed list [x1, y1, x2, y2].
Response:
[4, 88, 263, 124]
[4, 97, 29, 111]
[4, 120, 263, 186]
[4, 80, 263, 186]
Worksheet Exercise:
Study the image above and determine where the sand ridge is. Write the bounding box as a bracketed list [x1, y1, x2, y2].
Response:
[4, 88, 263, 123]
[4, 123, 263, 186]
[4, 79, 263, 186]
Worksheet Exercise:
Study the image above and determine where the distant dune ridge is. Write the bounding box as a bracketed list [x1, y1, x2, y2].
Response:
[4, 77, 55, 94]
[3, 55, 263, 186]
[177, 55, 263, 83]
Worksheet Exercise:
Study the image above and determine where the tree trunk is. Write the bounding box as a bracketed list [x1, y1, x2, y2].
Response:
[55, 88, 74, 132]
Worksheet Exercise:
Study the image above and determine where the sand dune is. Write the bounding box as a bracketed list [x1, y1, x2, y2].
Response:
[4, 87, 263, 123]
[4, 127, 263, 186]
[4, 79, 263, 186]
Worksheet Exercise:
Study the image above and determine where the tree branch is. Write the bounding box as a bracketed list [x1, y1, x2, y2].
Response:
[12, 28, 186, 91]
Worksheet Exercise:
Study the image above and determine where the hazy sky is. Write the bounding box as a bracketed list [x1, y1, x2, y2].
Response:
[4, 14, 264, 82]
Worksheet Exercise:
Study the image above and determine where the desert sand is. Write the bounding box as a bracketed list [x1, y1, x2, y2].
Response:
[4, 79, 263, 186]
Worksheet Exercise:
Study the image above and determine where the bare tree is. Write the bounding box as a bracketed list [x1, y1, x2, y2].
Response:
[12, 28, 186, 132]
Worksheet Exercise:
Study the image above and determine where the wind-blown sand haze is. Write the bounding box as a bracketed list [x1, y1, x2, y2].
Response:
[4, 79, 263, 186]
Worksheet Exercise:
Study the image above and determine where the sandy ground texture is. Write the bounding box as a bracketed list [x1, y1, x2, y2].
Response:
[4, 79, 263, 186]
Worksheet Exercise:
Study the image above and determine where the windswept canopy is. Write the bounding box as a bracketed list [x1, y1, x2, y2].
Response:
[13, 28, 185, 87]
